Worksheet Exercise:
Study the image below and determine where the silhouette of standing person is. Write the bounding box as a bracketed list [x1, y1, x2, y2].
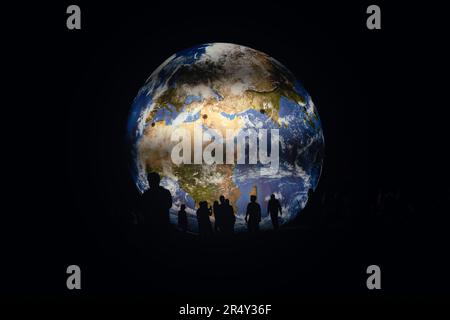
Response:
[245, 195, 261, 232]
[139, 172, 173, 238]
[216, 195, 226, 233]
[268, 194, 282, 229]
[223, 199, 236, 234]
[213, 200, 220, 232]
[178, 204, 188, 232]
[298, 188, 315, 226]
[196, 201, 213, 239]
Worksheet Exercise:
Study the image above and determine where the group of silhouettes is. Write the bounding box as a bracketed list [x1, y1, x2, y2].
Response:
[179, 196, 236, 238]
[138, 172, 283, 238]
[179, 192, 283, 237]
[137, 172, 429, 242]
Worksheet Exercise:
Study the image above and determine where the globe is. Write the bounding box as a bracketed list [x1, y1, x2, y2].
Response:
[127, 43, 324, 233]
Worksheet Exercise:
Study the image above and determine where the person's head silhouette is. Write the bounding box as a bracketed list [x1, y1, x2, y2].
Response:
[147, 172, 161, 188]
[219, 195, 225, 204]
[270, 194, 275, 200]
[180, 204, 186, 211]
[250, 195, 257, 203]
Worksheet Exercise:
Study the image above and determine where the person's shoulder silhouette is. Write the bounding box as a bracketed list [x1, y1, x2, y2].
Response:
[247, 196, 261, 219]
[246, 195, 261, 232]
[268, 194, 281, 212]
[196, 201, 212, 238]
[140, 172, 173, 228]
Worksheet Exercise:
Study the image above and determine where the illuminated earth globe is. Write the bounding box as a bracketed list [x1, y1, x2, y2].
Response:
[127, 43, 324, 233]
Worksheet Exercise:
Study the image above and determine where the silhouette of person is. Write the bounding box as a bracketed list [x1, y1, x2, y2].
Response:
[223, 199, 236, 234]
[245, 195, 261, 232]
[213, 200, 220, 232]
[178, 204, 188, 232]
[295, 187, 315, 226]
[215, 195, 226, 232]
[138, 172, 173, 237]
[268, 194, 282, 229]
[196, 201, 213, 239]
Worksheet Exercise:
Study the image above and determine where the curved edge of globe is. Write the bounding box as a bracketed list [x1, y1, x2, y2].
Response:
[125, 42, 326, 233]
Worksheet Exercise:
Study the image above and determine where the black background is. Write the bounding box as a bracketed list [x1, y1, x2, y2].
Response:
[3, 0, 450, 314]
